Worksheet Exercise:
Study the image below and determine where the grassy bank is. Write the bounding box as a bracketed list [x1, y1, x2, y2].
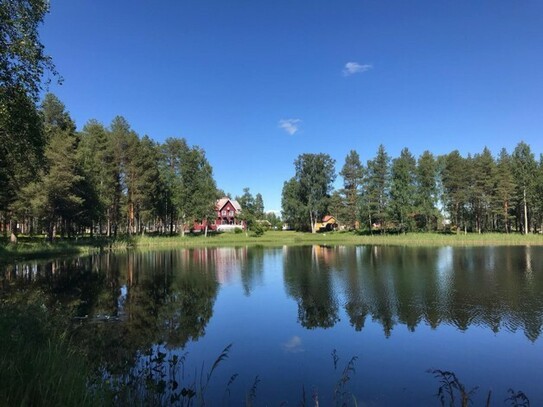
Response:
[2, 231, 543, 261]
[131, 230, 543, 248]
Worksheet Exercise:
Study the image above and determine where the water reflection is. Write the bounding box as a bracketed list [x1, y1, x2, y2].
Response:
[2, 245, 543, 348]
[283, 245, 340, 329]
[282, 245, 543, 341]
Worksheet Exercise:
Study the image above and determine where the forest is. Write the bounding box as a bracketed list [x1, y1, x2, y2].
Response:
[1, 92, 226, 241]
[282, 143, 543, 235]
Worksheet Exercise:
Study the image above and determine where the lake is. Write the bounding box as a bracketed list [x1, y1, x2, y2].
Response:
[2, 245, 542, 405]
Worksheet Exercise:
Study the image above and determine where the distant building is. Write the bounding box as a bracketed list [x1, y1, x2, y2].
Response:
[193, 197, 245, 232]
[316, 215, 339, 232]
[215, 197, 242, 226]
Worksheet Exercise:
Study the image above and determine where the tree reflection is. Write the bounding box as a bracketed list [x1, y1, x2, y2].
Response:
[2, 244, 543, 371]
[283, 246, 340, 329]
[280, 245, 543, 341]
[85, 250, 220, 370]
[240, 246, 265, 296]
[0, 249, 220, 375]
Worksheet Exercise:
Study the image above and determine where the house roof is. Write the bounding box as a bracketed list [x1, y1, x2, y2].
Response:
[322, 215, 336, 223]
[216, 197, 242, 212]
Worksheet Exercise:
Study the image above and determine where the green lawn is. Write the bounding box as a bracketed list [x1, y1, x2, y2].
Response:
[2, 230, 543, 261]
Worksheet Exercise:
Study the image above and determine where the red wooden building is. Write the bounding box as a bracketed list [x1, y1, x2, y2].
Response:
[193, 197, 245, 232]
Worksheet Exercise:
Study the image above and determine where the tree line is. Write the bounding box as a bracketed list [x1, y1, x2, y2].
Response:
[282, 143, 543, 234]
[1, 93, 224, 241]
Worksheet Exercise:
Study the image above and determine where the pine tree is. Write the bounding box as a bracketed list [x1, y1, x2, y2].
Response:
[79, 120, 111, 234]
[389, 147, 416, 233]
[188, 147, 217, 237]
[339, 150, 364, 230]
[22, 94, 89, 240]
[512, 141, 536, 234]
[130, 136, 162, 234]
[493, 148, 516, 233]
[161, 137, 188, 234]
[364, 145, 390, 233]
[0, 89, 43, 240]
[415, 151, 438, 231]
[254, 193, 264, 219]
[441, 150, 469, 232]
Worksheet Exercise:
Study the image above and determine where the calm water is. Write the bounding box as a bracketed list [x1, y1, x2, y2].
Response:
[2, 245, 543, 405]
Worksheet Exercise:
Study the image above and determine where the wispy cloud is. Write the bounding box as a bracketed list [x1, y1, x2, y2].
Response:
[278, 118, 302, 135]
[343, 62, 372, 76]
[282, 336, 304, 353]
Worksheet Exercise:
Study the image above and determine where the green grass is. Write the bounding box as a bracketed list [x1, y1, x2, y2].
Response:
[121, 230, 543, 248]
[0, 302, 107, 407]
[2, 231, 543, 261]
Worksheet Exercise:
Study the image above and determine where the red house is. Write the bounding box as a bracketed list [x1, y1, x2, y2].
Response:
[193, 197, 245, 232]
[215, 198, 243, 227]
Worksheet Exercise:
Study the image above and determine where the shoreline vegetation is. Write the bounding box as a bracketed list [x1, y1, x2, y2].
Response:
[2, 230, 543, 261]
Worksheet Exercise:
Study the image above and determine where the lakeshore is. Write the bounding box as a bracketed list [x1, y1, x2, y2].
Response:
[2, 231, 543, 262]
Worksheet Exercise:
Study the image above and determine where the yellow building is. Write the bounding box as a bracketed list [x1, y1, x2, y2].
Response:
[315, 215, 338, 232]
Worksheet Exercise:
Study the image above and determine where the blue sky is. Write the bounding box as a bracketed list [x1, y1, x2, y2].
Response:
[40, 1, 543, 212]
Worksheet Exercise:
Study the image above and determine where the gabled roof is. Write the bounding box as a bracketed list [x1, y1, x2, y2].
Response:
[216, 197, 242, 212]
[322, 215, 336, 223]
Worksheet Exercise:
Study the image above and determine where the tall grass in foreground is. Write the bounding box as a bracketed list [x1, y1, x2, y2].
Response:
[429, 369, 530, 407]
[0, 303, 104, 407]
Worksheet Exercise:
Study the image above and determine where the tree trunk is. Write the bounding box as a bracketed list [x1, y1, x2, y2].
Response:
[9, 218, 17, 244]
[310, 211, 316, 234]
[504, 200, 509, 234]
[128, 201, 134, 236]
[523, 187, 528, 234]
[107, 209, 111, 237]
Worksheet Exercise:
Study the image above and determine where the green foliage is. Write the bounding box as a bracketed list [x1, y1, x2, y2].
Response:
[415, 150, 439, 231]
[494, 148, 516, 233]
[0, 303, 102, 406]
[0, 0, 57, 227]
[512, 141, 536, 234]
[281, 177, 309, 231]
[340, 150, 364, 230]
[440, 150, 468, 231]
[0, 87, 44, 215]
[361, 145, 390, 233]
[282, 153, 336, 233]
[254, 193, 264, 219]
[250, 221, 265, 237]
[389, 147, 417, 233]
[161, 138, 217, 235]
[41, 93, 76, 134]
[264, 211, 282, 230]
[0, 0, 57, 97]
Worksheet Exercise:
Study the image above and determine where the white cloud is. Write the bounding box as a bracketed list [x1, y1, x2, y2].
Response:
[278, 118, 302, 135]
[282, 335, 304, 353]
[343, 62, 372, 76]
